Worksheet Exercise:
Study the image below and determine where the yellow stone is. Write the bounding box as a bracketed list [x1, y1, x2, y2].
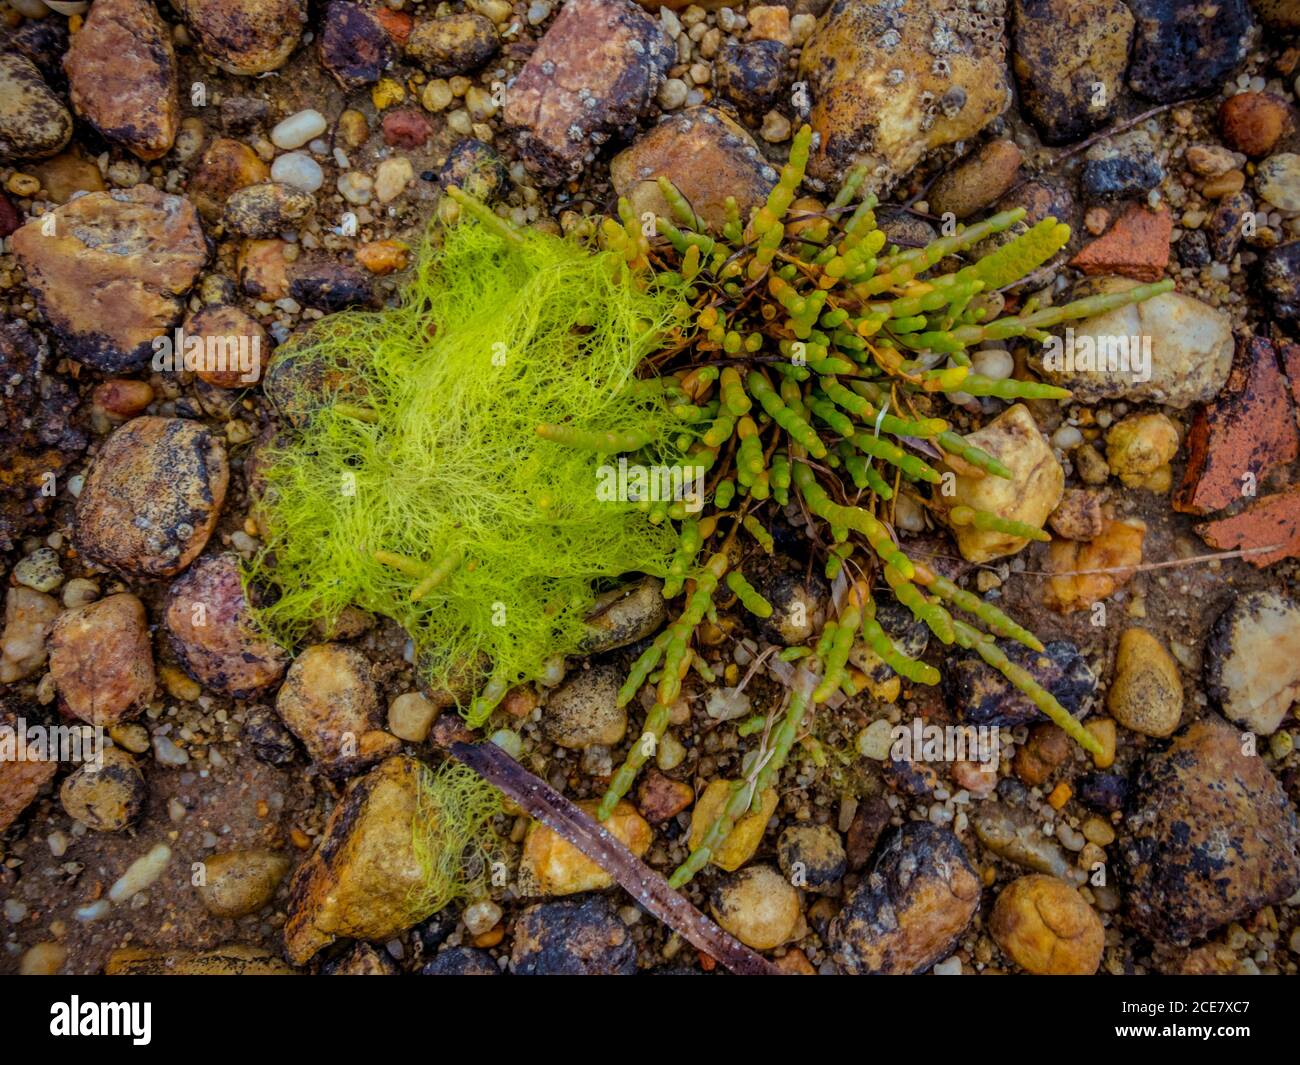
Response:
[942, 404, 1063, 563]
[371, 78, 405, 111]
[689, 779, 778, 872]
[517, 799, 652, 896]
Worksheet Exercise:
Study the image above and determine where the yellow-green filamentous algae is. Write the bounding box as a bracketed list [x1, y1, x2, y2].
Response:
[249, 214, 686, 725]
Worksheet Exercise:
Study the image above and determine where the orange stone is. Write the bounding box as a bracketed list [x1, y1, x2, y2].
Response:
[1069, 203, 1171, 282]
[1197, 485, 1300, 567]
[1175, 337, 1299, 515]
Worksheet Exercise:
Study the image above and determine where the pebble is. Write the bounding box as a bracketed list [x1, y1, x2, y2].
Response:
[388, 691, 437, 742]
[991, 874, 1104, 974]
[13, 548, 63, 593]
[1258, 153, 1300, 212]
[1219, 91, 1292, 158]
[657, 77, 689, 110]
[109, 843, 172, 903]
[196, 849, 289, 918]
[271, 110, 328, 151]
[374, 156, 415, 204]
[338, 171, 374, 206]
[463, 899, 502, 936]
[710, 865, 802, 950]
[60, 748, 146, 832]
[270, 151, 324, 193]
[971, 348, 1013, 380]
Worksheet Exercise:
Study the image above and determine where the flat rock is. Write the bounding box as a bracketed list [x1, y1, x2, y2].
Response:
[0, 53, 72, 162]
[74, 417, 228, 579]
[945, 639, 1096, 728]
[1205, 589, 1300, 736]
[1175, 337, 1298, 515]
[798, 0, 1011, 188]
[11, 186, 208, 374]
[829, 822, 980, 974]
[611, 108, 777, 232]
[1127, 0, 1254, 103]
[1010, 0, 1134, 145]
[1037, 277, 1234, 408]
[63, 0, 179, 160]
[504, 0, 672, 185]
[1121, 714, 1300, 945]
[164, 552, 289, 699]
[174, 0, 306, 76]
[509, 896, 638, 975]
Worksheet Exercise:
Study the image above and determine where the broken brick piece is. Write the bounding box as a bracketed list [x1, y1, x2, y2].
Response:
[1069, 203, 1172, 282]
[1197, 485, 1300, 567]
[1281, 339, 1300, 411]
[1174, 336, 1299, 515]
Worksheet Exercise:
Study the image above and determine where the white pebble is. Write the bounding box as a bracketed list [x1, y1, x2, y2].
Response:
[271, 109, 327, 150]
[153, 734, 190, 766]
[271, 152, 324, 193]
[932, 955, 963, 975]
[337, 171, 374, 206]
[971, 348, 1013, 380]
[463, 899, 503, 936]
[1052, 425, 1083, 450]
[109, 844, 172, 903]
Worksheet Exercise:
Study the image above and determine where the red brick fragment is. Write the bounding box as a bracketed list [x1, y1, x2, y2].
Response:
[1174, 336, 1298, 515]
[374, 8, 414, 46]
[1069, 204, 1171, 282]
[1197, 485, 1300, 567]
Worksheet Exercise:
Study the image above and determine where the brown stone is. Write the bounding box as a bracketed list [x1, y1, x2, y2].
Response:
[1069, 203, 1171, 282]
[64, 0, 179, 160]
[0, 707, 57, 835]
[504, 0, 672, 185]
[30, 151, 105, 203]
[928, 139, 1023, 220]
[188, 138, 271, 223]
[1043, 517, 1145, 613]
[990, 874, 1104, 974]
[284, 756, 447, 963]
[1121, 714, 1300, 945]
[1175, 337, 1298, 516]
[164, 553, 289, 700]
[74, 416, 228, 578]
[275, 643, 399, 778]
[1048, 487, 1104, 541]
[48, 593, 155, 727]
[1219, 91, 1292, 158]
[611, 108, 776, 232]
[636, 768, 695, 823]
[11, 186, 208, 374]
[320, 0, 396, 89]
[104, 945, 297, 975]
[174, 0, 306, 76]
[183, 304, 268, 389]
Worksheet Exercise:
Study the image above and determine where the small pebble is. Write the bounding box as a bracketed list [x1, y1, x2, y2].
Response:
[271, 110, 328, 150]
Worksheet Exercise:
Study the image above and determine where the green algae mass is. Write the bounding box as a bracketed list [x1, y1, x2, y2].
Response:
[250, 220, 686, 725]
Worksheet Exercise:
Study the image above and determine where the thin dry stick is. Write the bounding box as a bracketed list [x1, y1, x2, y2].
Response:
[448, 740, 781, 976]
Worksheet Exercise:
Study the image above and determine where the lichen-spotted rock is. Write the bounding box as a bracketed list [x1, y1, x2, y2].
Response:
[74, 417, 228, 579]
[174, 0, 307, 76]
[798, 0, 1012, 188]
[11, 186, 208, 374]
[0, 52, 72, 161]
[503, 0, 672, 185]
[1120, 714, 1300, 945]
